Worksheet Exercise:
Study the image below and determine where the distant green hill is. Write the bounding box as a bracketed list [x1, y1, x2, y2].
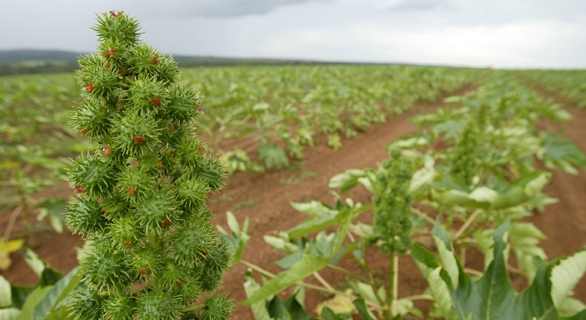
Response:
[0, 50, 76, 75]
[0, 49, 368, 76]
[0, 49, 81, 62]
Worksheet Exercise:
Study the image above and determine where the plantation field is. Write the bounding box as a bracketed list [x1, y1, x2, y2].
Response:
[1, 65, 586, 319]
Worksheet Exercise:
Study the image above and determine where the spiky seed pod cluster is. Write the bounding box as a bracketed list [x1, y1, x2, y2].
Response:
[372, 150, 414, 254]
[476, 103, 489, 133]
[449, 118, 479, 186]
[65, 11, 232, 320]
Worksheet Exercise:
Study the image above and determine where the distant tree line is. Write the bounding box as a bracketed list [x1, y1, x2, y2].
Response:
[0, 50, 390, 76]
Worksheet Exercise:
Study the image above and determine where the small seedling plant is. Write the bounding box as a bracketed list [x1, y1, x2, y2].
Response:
[65, 11, 233, 319]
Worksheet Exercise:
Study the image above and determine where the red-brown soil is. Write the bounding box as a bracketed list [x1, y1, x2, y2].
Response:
[1, 83, 586, 319]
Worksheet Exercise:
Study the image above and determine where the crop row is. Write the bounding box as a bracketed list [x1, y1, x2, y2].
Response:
[517, 69, 586, 107]
[0, 65, 483, 234]
[181, 65, 482, 172]
[226, 72, 586, 319]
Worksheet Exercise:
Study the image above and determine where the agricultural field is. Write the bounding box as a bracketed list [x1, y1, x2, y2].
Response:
[1, 60, 586, 319]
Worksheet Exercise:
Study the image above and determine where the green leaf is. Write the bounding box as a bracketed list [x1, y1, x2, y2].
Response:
[327, 133, 341, 150]
[40, 307, 72, 320]
[443, 96, 462, 103]
[433, 119, 466, 139]
[412, 243, 457, 318]
[388, 136, 431, 149]
[432, 229, 459, 289]
[429, 267, 456, 318]
[241, 254, 329, 306]
[286, 207, 356, 239]
[10, 286, 35, 310]
[263, 235, 300, 255]
[16, 286, 51, 320]
[243, 271, 273, 320]
[38, 268, 64, 288]
[219, 211, 250, 264]
[467, 187, 500, 205]
[23, 249, 45, 278]
[33, 267, 80, 320]
[415, 220, 586, 320]
[408, 155, 436, 196]
[0, 309, 20, 320]
[320, 307, 345, 320]
[328, 169, 369, 194]
[353, 299, 376, 320]
[395, 299, 417, 317]
[23, 249, 63, 287]
[542, 130, 586, 175]
[275, 252, 304, 269]
[348, 281, 379, 306]
[551, 249, 586, 317]
[226, 211, 240, 234]
[290, 201, 337, 217]
[258, 143, 289, 170]
[451, 220, 516, 319]
[316, 291, 355, 316]
[559, 299, 586, 319]
[510, 222, 547, 281]
[36, 198, 67, 223]
[0, 276, 12, 307]
[266, 293, 312, 320]
[432, 172, 550, 210]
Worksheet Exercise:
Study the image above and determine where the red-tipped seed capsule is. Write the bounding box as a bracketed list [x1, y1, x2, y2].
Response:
[133, 135, 144, 144]
[105, 48, 115, 58]
[127, 187, 136, 196]
[102, 145, 112, 156]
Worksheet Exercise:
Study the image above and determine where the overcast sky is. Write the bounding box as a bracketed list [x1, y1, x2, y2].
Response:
[1, 0, 585, 69]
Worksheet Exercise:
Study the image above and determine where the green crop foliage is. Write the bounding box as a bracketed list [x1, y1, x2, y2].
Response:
[518, 69, 586, 107]
[373, 150, 415, 254]
[229, 73, 586, 319]
[64, 11, 232, 319]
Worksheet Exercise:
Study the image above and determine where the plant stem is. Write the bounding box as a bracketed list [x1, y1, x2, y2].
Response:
[361, 257, 385, 306]
[327, 264, 371, 284]
[3, 206, 22, 242]
[507, 264, 521, 274]
[385, 251, 398, 319]
[241, 259, 276, 278]
[453, 209, 480, 240]
[313, 271, 335, 292]
[392, 253, 399, 316]
[15, 180, 35, 244]
[240, 260, 382, 309]
[411, 207, 435, 225]
[464, 268, 483, 277]
[403, 294, 433, 301]
[461, 246, 467, 267]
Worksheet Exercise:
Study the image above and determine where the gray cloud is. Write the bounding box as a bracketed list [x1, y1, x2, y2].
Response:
[0, 0, 585, 68]
[191, 0, 316, 17]
[388, 0, 454, 11]
[128, 0, 320, 18]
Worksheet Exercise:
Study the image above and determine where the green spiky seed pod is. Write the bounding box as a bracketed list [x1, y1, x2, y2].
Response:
[450, 119, 479, 186]
[372, 150, 414, 254]
[476, 103, 489, 132]
[65, 11, 232, 320]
